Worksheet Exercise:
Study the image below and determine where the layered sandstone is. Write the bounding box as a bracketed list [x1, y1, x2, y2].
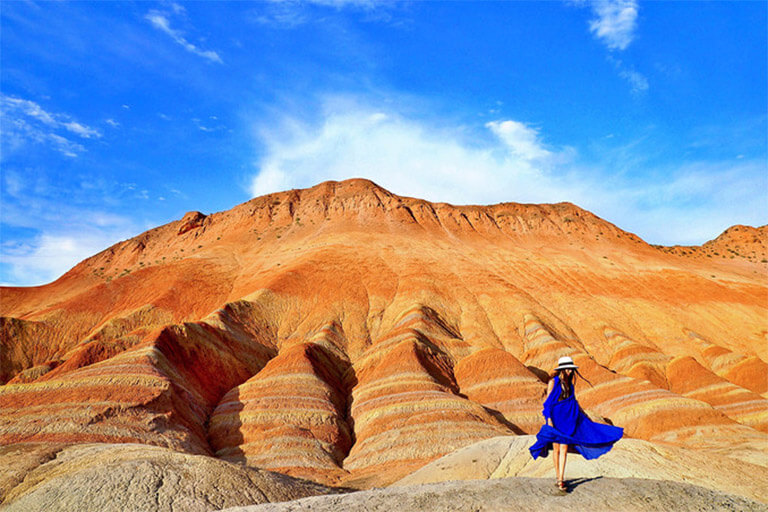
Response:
[209, 340, 352, 485]
[1, 178, 767, 493]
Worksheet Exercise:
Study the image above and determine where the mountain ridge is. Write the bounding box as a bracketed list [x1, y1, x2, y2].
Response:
[1, 178, 766, 495]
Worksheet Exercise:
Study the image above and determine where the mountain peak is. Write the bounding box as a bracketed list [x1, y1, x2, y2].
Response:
[2, 180, 766, 495]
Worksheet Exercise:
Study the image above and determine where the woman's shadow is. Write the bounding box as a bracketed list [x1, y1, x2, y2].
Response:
[565, 476, 603, 491]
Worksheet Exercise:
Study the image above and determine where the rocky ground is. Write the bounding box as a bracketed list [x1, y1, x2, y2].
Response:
[220, 477, 767, 512]
[0, 443, 334, 512]
[395, 436, 768, 503]
[3, 438, 766, 512]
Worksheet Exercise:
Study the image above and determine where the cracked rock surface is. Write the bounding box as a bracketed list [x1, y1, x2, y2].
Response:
[219, 477, 767, 512]
[1, 443, 335, 512]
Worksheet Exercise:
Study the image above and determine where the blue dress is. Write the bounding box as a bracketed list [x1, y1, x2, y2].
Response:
[529, 376, 623, 460]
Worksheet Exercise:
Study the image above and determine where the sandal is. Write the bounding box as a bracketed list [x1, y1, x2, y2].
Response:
[557, 480, 567, 492]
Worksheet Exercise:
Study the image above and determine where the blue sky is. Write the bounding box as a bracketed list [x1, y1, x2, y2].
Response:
[1, 0, 766, 286]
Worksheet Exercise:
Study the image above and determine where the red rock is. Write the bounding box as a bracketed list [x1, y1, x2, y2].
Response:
[177, 211, 208, 235]
[1, 179, 766, 486]
[209, 341, 352, 486]
[453, 348, 546, 434]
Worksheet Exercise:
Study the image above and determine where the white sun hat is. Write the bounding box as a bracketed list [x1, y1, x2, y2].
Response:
[555, 356, 578, 370]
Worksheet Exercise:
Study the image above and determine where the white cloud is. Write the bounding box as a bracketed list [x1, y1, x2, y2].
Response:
[253, 0, 393, 27]
[250, 100, 572, 205]
[167, 187, 186, 199]
[1, 232, 128, 287]
[0, 203, 136, 286]
[48, 133, 83, 158]
[253, 7, 308, 28]
[581, 1, 647, 93]
[306, 0, 378, 7]
[0, 218, 137, 286]
[247, 98, 767, 245]
[619, 68, 649, 93]
[0, 96, 99, 135]
[1, 96, 58, 126]
[4, 170, 24, 197]
[590, 160, 768, 244]
[589, 0, 639, 51]
[485, 120, 552, 161]
[192, 117, 223, 132]
[63, 121, 102, 138]
[146, 9, 223, 63]
[0, 94, 101, 158]
[1, 171, 142, 286]
[609, 56, 648, 94]
[105, 118, 120, 127]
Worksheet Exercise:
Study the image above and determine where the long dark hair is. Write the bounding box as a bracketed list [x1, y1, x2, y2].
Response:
[558, 369, 575, 399]
[553, 368, 593, 397]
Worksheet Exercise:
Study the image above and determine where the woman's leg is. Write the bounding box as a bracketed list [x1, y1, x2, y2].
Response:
[552, 442, 561, 483]
[557, 444, 569, 488]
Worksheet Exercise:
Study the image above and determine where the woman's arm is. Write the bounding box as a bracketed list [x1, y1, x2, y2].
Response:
[546, 378, 554, 426]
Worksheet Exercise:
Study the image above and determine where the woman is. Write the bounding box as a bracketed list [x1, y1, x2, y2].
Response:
[529, 356, 623, 492]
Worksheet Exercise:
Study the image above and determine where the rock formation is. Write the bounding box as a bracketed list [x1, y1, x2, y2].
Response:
[0, 443, 333, 512]
[1, 178, 766, 505]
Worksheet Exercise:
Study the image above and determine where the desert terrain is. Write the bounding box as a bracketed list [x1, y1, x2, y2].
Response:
[1, 178, 766, 510]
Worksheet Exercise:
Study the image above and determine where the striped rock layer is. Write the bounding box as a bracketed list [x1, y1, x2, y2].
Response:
[605, 329, 768, 432]
[209, 342, 352, 485]
[2, 179, 767, 488]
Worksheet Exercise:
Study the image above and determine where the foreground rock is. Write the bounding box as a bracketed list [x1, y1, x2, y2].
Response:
[395, 436, 768, 503]
[220, 477, 767, 512]
[1, 443, 335, 512]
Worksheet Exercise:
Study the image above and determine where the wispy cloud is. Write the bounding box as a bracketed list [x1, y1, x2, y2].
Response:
[485, 120, 553, 162]
[578, 1, 648, 93]
[588, 0, 639, 51]
[608, 56, 649, 94]
[619, 68, 649, 93]
[0, 94, 102, 158]
[48, 134, 85, 158]
[305, 0, 379, 7]
[192, 116, 225, 132]
[1, 169, 138, 286]
[596, 159, 768, 244]
[252, 2, 309, 27]
[145, 8, 223, 63]
[247, 96, 766, 245]
[63, 121, 102, 138]
[1, 232, 127, 287]
[252, 0, 395, 27]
